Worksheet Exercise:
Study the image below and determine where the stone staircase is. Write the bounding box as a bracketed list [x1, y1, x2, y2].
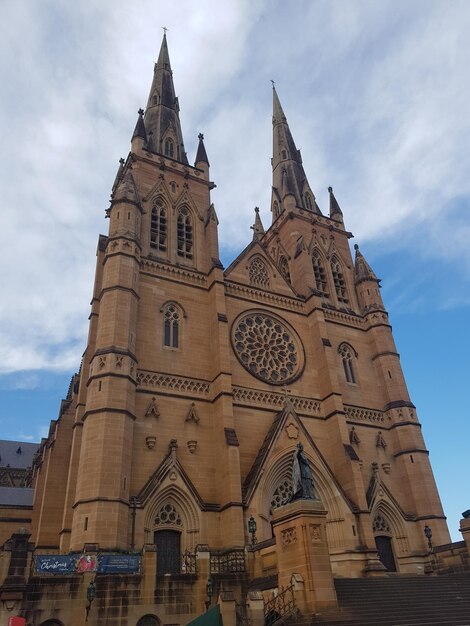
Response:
[305, 574, 470, 625]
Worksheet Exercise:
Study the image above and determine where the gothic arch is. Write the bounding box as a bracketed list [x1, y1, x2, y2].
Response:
[176, 204, 194, 261]
[330, 255, 349, 303]
[160, 301, 186, 349]
[144, 484, 200, 549]
[311, 247, 329, 296]
[257, 447, 351, 550]
[338, 342, 358, 384]
[371, 499, 409, 557]
[150, 195, 168, 253]
[137, 615, 161, 626]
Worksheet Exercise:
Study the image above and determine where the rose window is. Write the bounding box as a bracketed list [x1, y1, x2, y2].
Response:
[231, 312, 304, 384]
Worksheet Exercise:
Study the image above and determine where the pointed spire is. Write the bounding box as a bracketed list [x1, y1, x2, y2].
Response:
[328, 186, 343, 222]
[195, 132, 210, 167]
[271, 85, 319, 221]
[143, 34, 188, 164]
[112, 157, 125, 193]
[132, 108, 147, 142]
[354, 244, 380, 284]
[112, 169, 140, 205]
[251, 207, 265, 241]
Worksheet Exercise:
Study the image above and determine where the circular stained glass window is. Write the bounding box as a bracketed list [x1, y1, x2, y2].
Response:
[231, 311, 304, 385]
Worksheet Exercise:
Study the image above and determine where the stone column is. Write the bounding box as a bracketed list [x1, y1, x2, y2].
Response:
[272, 499, 337, 614]
[459, 514, 470, 555]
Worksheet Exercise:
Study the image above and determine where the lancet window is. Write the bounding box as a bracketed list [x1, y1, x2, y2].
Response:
[163, 303, 181, 349]
[164, 137, 174, 158]
[273, 201, 280, 220]
[304, 192, 313, 211]
[312, 250, 328, 296]
[339, 343, 357, 384]
[331, 256, 348, 303]
[248, 257, 270, 289]
[177, 207, 193, 259]
[150, 198, 167, 252]
[279, 255, 291, 283]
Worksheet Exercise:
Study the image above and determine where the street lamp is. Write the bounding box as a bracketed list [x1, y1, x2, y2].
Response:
[85, 579, 96, 621]
[424, 525, 433, 551]
[248, 515, 257, 546]
[205, 576, 213, 612]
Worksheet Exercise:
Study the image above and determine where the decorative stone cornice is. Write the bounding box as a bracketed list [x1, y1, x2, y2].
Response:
[141, 258, 207, 287]
[225, 281, 304, 312]
[137, 370, 210, 397]
[232, 385, 321, 416]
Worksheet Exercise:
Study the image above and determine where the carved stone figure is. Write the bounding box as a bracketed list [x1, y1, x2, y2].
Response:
[291, 442, 317, 500]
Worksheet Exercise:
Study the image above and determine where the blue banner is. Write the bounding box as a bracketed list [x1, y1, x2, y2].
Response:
[35, 555, 76, 574]
[97, 554, 141, 574]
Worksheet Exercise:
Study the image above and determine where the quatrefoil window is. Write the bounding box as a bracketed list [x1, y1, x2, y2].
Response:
[231, 311, 304, 385]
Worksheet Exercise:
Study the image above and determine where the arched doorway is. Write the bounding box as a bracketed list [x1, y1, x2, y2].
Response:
[137, 615, 160, 626]
[373, 513, 397, 572]
[155, 529, 181, 574]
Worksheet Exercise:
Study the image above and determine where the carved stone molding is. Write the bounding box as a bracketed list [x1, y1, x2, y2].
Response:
[345, 405, 389, 425]
[141, 258, 207, 286]
[323, 308, 364, 328]
[232, 386, 321, 416]
[137, 370, 210, 396]
[281, 527, 297, 546]
[225, 281, 304, 312]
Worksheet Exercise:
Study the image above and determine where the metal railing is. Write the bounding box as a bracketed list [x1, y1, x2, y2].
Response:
[263, 583, 296, 625]
[181, 549, 197, 574]
[210, 549, 246, 573]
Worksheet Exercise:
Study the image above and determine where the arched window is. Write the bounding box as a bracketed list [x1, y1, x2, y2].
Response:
[279, 255, 291, 283]
[150, 199, 167, 251]
[163, 303, 181, 349]
[339, 343, 357, 384]
[154, 502, 182, 528]
[304, 192, 313, 211]
[177, 207, 193, 259]
[312, 250, 328, 296]
[164, 137, 174, 158]
[331, 256, 348, 303]
[281, 149, 287, 160]
[248, 257, 270, 289]
[272, 201, 280, 220]
[137, 616, 160, 626]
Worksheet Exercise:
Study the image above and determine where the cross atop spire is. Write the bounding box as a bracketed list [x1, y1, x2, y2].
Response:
[142, 33, 188, 164]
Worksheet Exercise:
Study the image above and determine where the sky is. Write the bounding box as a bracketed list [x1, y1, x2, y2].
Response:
[0, 0, 469, 542]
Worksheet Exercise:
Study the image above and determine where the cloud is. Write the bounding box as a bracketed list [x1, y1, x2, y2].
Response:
[0, 0, 469, 374]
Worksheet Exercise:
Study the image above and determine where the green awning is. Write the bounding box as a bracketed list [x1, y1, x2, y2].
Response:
[186, 604, 222, 626]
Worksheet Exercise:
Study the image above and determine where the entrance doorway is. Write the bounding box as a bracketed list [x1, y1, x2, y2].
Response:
[375, 535, 397, 572]
[155, 529, 181, 574]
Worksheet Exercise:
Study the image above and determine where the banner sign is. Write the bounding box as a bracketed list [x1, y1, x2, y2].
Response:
[34, 554, 141, 575]
[98, 554, 140, 574]
[35, 555, 76, 574]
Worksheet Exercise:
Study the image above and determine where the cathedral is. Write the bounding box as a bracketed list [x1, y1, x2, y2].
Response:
[3, 33, 469, 626]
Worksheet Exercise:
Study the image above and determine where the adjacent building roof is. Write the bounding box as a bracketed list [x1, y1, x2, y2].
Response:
[0, 486, 34, 507]
[0, 440, 39, 469]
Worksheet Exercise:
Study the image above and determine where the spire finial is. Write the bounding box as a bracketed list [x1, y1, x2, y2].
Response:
[328, 186, 333, 193]
[198, 132, 204, 141]
[354, 244, 359, 251]
[138, 108, 144, 116]
[270, 79, 276, 88]
[162, 26, 169, 35]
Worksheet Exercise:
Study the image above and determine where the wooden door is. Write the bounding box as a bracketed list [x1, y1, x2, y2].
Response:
[155, 530, 181, 575]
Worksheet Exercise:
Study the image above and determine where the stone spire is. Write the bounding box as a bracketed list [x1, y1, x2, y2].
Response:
[194, 132, 209, 167]
[354, 244, 380, 285]
[251, 207, 265, 241]
[328, 186, 343, 223]
[143, 33, 188, 164]
[112, 169, 140, 206]
[271, 85, 319, 221]
[132, 108, 147, 143]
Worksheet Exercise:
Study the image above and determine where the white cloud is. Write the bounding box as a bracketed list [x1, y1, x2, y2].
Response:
[0, 0, 469, 374]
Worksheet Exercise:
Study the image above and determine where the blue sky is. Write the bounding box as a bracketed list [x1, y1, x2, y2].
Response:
[0, 0, 469, 541]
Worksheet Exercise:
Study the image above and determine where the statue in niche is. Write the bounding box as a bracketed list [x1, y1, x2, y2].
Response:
[291, 443, 317, 501]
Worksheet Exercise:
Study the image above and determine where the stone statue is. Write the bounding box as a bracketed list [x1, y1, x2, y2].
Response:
[291, 442, 317, 500]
